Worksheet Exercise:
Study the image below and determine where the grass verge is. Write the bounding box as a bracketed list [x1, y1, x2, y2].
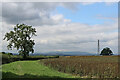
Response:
[2, 60, 76, 79]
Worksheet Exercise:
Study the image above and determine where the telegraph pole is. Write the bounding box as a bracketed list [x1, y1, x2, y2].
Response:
[98, 40, 100, 55]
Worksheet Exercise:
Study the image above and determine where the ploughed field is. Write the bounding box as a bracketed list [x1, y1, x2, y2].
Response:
[41, 56, 119, 78]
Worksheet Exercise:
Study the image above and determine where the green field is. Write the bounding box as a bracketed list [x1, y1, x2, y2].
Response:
[1, 52, 120, 79]
[2, 60, 76, 79]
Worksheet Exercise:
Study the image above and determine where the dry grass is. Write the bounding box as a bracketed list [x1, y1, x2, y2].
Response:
[41, 56, 119, 78]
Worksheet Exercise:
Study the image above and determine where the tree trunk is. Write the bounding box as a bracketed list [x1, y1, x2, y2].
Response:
[23, 53, 27, 59]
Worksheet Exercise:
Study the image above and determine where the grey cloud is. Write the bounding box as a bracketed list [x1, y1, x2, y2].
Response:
[1, 2, 118, 54]
[59, 2, 80, 11]
[55, 37, 111, 45]
[2, 22, 118, 53]
[2, 2, 44, 24]
[34, 42, 80, 53]
[32, 21, 117, 53]
[2, 2, 78, 25]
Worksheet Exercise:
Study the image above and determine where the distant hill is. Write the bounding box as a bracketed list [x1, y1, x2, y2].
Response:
[31, 51, 96, 56]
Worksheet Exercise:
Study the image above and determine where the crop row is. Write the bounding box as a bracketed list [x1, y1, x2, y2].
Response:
[41, 56, 119, 78]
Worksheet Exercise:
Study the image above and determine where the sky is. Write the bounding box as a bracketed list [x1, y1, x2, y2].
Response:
[0, 2, 118, 54]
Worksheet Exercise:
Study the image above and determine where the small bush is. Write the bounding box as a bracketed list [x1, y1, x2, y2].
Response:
[1, 52, 6, 54]
[8, 53, 13, 55]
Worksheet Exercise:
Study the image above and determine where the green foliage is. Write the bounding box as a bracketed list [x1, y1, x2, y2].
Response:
[3, 24, 37, 59]
[1, 52, 59, 64]
[8, 53, 13, 55]
[1, 52, 6, 54]
[1, 52, 23, 64]
[100, 47, 113, 55]
[54, 55, 59, 58]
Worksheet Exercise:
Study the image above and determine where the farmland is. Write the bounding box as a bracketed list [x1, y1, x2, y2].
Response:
[1, 52, 77, 79]
[2, 60, 75, 79]
[41, 56, 119, 78]
[1, 52, 120, 79]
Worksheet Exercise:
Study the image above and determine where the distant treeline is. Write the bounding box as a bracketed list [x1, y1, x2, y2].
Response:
[1, 52, 59, 64]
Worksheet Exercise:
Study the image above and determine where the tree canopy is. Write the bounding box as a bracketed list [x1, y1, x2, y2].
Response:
[100, 47, 113, 55]
[3, 24, 37, 59]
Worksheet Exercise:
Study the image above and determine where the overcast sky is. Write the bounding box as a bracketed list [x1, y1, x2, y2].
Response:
[0, 2, 118, 54]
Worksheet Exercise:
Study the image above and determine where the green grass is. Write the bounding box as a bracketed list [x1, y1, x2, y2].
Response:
[2, 60, 76, 78]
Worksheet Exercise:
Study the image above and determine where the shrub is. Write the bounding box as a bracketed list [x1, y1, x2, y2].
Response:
[1, 52, 6, 54]
[7, 53, 13, 56]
